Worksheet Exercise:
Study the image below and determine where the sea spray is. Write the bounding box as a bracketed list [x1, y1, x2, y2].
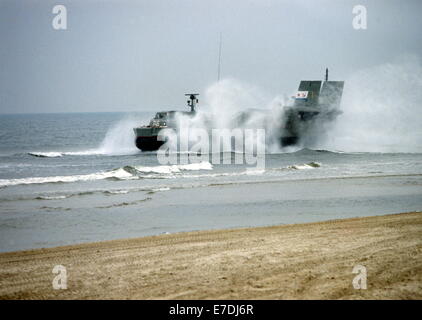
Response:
[321, 55, 422, 153]
[27, 114, 149, 157]
[85, 57, 422, 157]
[173, 79, 290, 153]
[97, 114, 145, 155]
[204, 79, 289, 154]
[184, 58, 422, 154]
[204, 79, 270, 129]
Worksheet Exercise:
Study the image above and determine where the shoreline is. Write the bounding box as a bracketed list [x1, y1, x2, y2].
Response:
[0, 211, 421, 299]
[3, 173, 421, 253]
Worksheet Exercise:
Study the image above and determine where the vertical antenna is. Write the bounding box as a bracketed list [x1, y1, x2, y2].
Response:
[217, 32, 222, 81]
[325, 68, 329, 81]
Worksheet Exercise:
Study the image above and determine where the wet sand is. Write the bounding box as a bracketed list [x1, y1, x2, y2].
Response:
[0, 211, 421, 299]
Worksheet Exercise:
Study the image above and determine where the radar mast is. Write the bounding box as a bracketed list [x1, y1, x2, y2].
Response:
[185, 93, 199, 112]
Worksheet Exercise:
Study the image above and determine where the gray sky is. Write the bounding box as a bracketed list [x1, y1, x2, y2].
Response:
[0, 0, 421, 113]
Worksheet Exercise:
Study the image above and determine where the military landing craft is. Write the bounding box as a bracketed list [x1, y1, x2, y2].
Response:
[133, 94, 199, 151]
[133, 69, 344, 151]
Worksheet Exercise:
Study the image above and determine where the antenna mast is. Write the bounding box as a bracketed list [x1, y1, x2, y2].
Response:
[325, 68, 329, 81]
[217, 32, 222, 81]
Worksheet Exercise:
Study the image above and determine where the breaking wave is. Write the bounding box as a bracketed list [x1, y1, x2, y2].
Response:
[0, 161, 213, 188]
[27, 149, 116, 158]
[287, 162, 321, 170]
[104, 190, 129, 195]
[28, 152, 64, 158]
[35, 195, 68, 200]
[123, 162, 213, 175]
[0, 158, 325, 188]
[0, 168, 134, 187]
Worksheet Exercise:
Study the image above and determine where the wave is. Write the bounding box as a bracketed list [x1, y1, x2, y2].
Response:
[27, 149, 110, 158]
[25, 146, 349, 160]
[0, 168, 134, 187]
[287, 162, 321, 170]
[123, 162, 213, 175]
[96, 197, 152, 209]
[104, 190, 129, 195]
[288, 148, 346, 155]
[35, 195, 68, 200]
[39, 206, 72, 212]
[0, 161, 213, 188]
[146, 187, 171, 194]
[28, 152, 63, 158]
[0, 159, 323, 188]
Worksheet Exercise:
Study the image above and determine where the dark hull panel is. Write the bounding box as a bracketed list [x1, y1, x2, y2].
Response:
[135, 136, 164, 151]
[135, 135, 299, 151]
[280, 136, 299, 146]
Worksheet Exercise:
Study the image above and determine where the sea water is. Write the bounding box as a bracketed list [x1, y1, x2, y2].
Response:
[0, 112, 421, 252]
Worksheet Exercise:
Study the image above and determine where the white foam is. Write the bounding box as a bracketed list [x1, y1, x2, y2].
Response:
[133, 161, 213, 174]
[0, 168, 134, 187]
[105, 190, 129, 195]
[35, 195, 68, 200]
[28, 149, 104, 158]
[245, 169, 266, 175]
[0, 162, 213, 188]
[288, 162, 321, 170]
[63, 149, 102, 156]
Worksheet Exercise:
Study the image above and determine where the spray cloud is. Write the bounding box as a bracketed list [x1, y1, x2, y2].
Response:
[321, 55, 422, 153]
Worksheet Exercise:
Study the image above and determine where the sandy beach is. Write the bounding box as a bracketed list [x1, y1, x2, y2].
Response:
[0, 211, 421, 299]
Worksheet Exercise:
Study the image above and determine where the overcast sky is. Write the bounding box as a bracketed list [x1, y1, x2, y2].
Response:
[0, 0, 421, 113]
